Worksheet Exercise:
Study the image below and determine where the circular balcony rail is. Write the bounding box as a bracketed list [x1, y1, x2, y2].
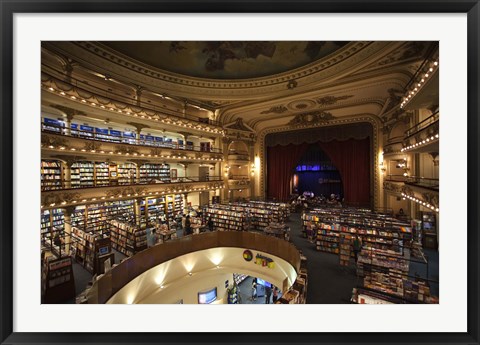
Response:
[86, 231, 301, 304]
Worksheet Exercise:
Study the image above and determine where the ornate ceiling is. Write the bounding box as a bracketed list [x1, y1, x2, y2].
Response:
[41, 40, 438, 134]
[100, 41, 349, 79]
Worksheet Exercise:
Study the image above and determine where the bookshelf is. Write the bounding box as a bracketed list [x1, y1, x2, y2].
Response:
[204, 207, 245, 231]
[41, 160, 63, 190]
[94, 162, 110, 187]
[139, 163, 170, 183]
[70, 226, 112, 274]
[339, 234, 353, 266]
[117, 163, 137, 185]
[41, 208, 65, 255]
[233, 273, 248, 285]
[71, 162, 95, 188]
[108, 219, 147, 257]
[42, 255, 76, 303]
[105, 200, 135, 223]
[303, 209, 412, 256]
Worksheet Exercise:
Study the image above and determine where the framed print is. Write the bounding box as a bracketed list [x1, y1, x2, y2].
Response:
[1, 1, 479, 345]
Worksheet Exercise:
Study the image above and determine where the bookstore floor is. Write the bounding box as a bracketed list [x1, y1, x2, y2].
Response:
[66, 212, 439, 304]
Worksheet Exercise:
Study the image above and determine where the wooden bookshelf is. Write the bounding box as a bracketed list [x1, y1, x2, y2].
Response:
[41, 160, 63, 190]
[108, 219, 147, 257]
[42, 255, 75, 303]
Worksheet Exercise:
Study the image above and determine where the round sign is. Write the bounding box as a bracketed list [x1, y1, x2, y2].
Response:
[243, 250, 253, 262]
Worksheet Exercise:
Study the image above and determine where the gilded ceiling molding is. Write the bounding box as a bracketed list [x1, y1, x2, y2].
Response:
[257, 114, 381, 208]
[43, 41, 396, 99]
[287, 111, 336, 126]
[260, 105, 288, 114]
[316, 95, 354, 106]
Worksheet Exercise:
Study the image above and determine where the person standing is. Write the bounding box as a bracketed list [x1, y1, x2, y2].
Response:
[207, 217, 214, 232]
[352, 235, 363, 263]
[181, 214, 187, 236]
[265, 284, 273, 304]
[251, 278, 257, 301]
[185, 215, 192, 235]
[272, 286, 279, 303]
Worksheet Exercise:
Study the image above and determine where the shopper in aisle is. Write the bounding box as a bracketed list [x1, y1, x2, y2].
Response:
[251, 278, 257, 301]
[352, 235, 363, 263]
[265, 284, 272, 304]
[181, 214, 187, 235]
[185, 215, 192, 235]
[272, 286, 279, 303]
[207, 217, 214, 232]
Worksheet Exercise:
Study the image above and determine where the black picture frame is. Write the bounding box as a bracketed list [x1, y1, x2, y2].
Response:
[1, 1, 479, 344]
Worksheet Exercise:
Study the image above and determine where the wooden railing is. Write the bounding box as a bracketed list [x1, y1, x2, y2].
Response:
[86, 231, 301, 304]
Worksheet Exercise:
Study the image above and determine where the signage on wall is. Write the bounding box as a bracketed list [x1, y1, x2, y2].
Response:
[243, 250, 253, 262]
[243, 250, 275, 268]
[255, 254, 275, 269]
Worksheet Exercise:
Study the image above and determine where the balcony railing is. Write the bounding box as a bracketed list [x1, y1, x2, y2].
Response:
[228, 175, 250, 180]
[41, 123, 222, 153]
[405, 177, 439, 191]
[42, 71, 222, 127]
[405, 112, 439, 138]
[41, 176, 222, 191]
[85, 231, 301, 304]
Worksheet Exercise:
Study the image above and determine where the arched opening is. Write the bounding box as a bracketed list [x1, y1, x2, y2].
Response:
[292, 144, 343, 199]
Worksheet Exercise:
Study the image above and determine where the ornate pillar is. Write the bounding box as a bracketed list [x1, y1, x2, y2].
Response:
[127, 122, 150, 146]
[63, 205, 76, 255]
[130, 159, 147, 184]
[134, 198, 142, 226]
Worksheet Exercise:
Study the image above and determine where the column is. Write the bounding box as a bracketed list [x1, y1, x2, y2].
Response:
[127, 122, 150, 146]
[63, 205, 76, 256]
[134, 198, 142, 226]
[63, 158, 76, 189]
[64, 114, 74, 136]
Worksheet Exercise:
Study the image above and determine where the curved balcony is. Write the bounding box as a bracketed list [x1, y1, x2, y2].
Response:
[227, 176, 251, 190]
[41, 178, 225, 209]
[41, 176, 223, 192]
[42, 72, 223, 130]
[383, 136, 404, 156]
[84, 231, 301, 304]
[42, 123, 222, 154]
[227, 149, 250, 164]
[402, 112, 439, 153]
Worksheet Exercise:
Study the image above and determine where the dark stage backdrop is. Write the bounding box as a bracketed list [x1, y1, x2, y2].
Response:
[267, 138, 370, 205]
[296, 170, 343, 198]
[267, 143, 309, 201]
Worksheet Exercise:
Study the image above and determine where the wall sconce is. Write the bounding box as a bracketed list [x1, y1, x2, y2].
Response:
[250, 163, 255, 177]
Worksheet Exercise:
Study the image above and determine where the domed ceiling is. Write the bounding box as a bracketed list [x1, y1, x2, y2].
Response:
[99, 41, 349, 79]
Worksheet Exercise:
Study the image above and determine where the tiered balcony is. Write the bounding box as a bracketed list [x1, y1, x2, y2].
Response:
[41, 176, 225, 209]
[401, 112, 439, 154]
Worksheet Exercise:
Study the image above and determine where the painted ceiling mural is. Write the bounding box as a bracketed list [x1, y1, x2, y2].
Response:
[100, 41, 349, 79]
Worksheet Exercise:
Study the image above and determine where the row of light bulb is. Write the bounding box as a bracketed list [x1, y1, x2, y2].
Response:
[46, 85, 224, 134]
[401, 134, 439, 152]
[41, 185, 225, 208]
[401, 192, 439, 212]
[45, 144, 223, 161]
[400, 60, 438, 109]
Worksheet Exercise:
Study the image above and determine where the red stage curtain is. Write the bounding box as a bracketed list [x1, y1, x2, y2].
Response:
[318, 138, 370, 206]
[267, 143, 309, 201]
